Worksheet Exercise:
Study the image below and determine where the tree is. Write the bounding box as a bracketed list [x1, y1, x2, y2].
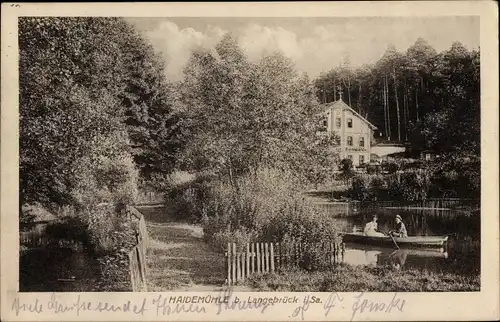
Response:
[181, 35, 337, 189]
[19, 17, 184, 209]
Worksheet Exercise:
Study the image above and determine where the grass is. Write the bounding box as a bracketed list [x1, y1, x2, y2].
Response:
[241, 264, 480, 292]
[137, 205, 227, 291]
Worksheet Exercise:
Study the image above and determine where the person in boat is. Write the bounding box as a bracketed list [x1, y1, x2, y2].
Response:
[363, 215, 385, 237]
[389, 215, 408, 238]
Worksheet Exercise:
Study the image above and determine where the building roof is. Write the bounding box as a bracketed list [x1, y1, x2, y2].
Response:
[322, 99, 378, 130]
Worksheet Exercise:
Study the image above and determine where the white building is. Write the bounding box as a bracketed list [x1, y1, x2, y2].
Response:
[321, 98, 377, 167]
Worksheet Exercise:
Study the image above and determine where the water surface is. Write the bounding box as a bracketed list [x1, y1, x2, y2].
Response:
[321, 206, 480, 276]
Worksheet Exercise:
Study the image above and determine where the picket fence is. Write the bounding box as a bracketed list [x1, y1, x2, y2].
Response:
[20, 230, 48, 247]
[225, 241, 345, 284]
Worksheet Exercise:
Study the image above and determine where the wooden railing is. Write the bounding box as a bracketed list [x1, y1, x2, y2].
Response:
[125, 206, 149, 291]
[20, 230, 48, 247]
[225, 241, 345, 285]
[128, 240, 148, 292]
[125, 206, 149, 292]
[125, 206, 149, 247]
[354, 198, 480, 211]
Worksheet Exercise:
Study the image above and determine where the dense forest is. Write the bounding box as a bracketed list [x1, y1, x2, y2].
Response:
[313, 38, 480, 157]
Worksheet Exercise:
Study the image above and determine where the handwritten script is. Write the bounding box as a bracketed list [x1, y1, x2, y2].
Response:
[350, 292, 406, 321]
[11, 291, 405, 319]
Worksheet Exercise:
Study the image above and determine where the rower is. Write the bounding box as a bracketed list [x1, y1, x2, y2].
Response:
[389, 215, 408, 238]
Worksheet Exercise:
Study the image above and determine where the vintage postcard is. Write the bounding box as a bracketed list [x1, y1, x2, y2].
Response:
[1, 1, 499, 321]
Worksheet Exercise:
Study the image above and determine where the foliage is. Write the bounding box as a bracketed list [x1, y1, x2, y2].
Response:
[19, 17, 184, 209]
[348, 176, 372, 201]
[348, 163, 476, 201]
[314, 38, 480, 158]
[369, 175, 388, 200]
[164, 173, 216, 223]
[339, 158, 353, 172]
[385, 161, 400, 174]
[180, 34, 335, 188]
[168, 169, 340, 252]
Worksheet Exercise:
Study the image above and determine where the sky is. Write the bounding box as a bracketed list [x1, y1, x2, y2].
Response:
[128, 16, 480, 81]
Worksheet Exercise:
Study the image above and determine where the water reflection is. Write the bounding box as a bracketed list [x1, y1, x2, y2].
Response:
[19, 247, 100, 292]
[342, 243, 449, 271]
[318, 206, 480, 276]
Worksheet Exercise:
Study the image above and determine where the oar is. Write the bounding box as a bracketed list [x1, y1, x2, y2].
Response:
[388, 233, 400, 250]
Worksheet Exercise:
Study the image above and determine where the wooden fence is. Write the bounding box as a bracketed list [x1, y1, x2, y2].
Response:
[126, 206, 149, 292]
[126, 206, 149, 248]
[20, 230, 48, 247]
[136, 191, 164, 205]
[355, 198, 479, 211]
[128, 240, 148, 292]
[225, 241, 345, 284]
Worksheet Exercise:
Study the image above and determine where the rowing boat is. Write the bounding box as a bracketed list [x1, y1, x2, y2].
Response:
[341, 232, 448, 248]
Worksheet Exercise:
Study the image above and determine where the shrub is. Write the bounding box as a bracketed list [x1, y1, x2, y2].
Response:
[387, 174, 403, 200]
[369, 175, 388, 201]
[366, 164, 380, 175]
[199, 169, 341, 262]
[429, 170, 459, 197]
[165, 173, 215, 222]
[386, 161, 400, 174]
[399, 170, 432, 201]
[339, 158, 353, 173]
[348, 176, 372, 201]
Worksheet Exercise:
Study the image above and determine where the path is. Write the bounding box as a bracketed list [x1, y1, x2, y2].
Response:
[136, 205, 253, 292]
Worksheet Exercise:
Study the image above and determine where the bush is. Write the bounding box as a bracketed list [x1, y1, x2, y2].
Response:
[339, 158, 353, 172]
[165, 173, 215, 222]
[369, 175, 388, 200]
[385, 161, 400, 174]
[366, 164, 381, 175]
[348, 176, 372, 201]
[197, 169, 340, 264]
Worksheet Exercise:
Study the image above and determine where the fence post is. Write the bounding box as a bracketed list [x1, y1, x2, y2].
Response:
[256, 243, 261, 273]
[226, 243, 231, 285]
[276, 242, 281, 270]
[264, 243, 269, 273]
[246, 243, 250, 279]
[261, 243, 266, 272]
[236, 251, 240, 282]
[129, 250, 136, 292]
[232, 243, 236, 283]
[250, 243, 255, 274]
[270, 243, 275, 272]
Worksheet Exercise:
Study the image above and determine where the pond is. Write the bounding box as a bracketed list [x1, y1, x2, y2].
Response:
[19, 247, 101, 292]
[321, 206, 480, 276]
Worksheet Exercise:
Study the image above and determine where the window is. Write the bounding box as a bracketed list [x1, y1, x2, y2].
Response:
[347, 136, 353, 146]
[336, 118, 341, 128]
[359, 155, 365, 165]
[347, 118, 353, 128]
[322, 120, 328, 128]
[359, 136, 365, 147]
